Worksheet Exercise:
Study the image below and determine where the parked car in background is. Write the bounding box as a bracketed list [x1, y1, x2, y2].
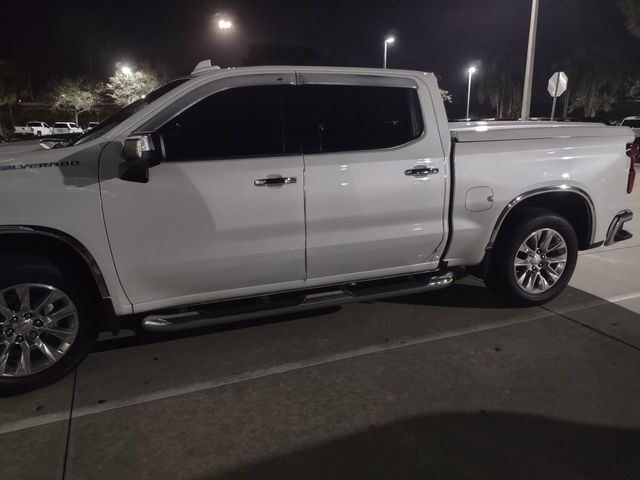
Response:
[620, 117, 640, 138]
[52, 122, 83, 135]
[14, 121, 53, 137]
[85, 122, 99, 131]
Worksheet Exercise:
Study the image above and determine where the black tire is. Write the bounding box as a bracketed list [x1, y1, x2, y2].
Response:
[0, 253, 93, 395]
[485, 209, 578, 305]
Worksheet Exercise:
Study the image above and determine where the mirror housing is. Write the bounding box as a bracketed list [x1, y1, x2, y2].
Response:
[120, 133, 164, 183]
[122, 133, 163, 165]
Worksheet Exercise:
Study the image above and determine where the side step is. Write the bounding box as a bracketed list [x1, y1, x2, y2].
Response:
[142, 272, 454, 333]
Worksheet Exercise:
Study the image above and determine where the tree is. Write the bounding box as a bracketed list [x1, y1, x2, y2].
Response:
[105, 68, 160, 106]
[440, 89, 453, 104]
[477, 56, 523, 119]
[624, 74, 640, 102]
[618, 0, 640, 38]
[564, 48, 622, 117]
[51, 78, 99, 124]
[0, 61, 27, 128]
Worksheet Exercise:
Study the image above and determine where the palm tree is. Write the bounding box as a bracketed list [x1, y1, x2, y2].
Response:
[563, 48, 622, 117]
[0, 61, 27, 128]
[477, 56, 523, 119]
[618, 0, 640, 38]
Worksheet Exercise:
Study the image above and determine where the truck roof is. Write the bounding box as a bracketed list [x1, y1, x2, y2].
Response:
[190, 61, 436, 82]
[450, 121, 633, 143]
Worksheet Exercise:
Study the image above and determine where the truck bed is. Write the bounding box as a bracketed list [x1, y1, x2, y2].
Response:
[450, 121, 630, 143]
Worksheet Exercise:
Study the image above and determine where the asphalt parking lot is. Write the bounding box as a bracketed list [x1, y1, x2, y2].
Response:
[2, 191, 639, 480]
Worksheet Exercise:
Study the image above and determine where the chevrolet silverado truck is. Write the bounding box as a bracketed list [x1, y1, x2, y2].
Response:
[14, 121, 53, 137]
[0, 63, 636, 393]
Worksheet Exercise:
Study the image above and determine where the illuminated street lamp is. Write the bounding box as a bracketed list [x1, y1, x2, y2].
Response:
[215, 15, 233, 46]
[466, 66, 477, 120]
[120, 65, 133, 77]
[383, 36, 395, 69]
[217, 19, 232, 30]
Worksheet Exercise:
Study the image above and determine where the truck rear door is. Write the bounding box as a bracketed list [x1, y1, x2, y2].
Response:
[293, 73, 447, 279]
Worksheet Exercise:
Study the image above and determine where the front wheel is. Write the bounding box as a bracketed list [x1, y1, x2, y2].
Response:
[485, 209, 579, 305]
[0, 254, 93, 395]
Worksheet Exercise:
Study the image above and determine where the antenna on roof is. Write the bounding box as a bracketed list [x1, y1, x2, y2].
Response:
[192, 59, 221, 75]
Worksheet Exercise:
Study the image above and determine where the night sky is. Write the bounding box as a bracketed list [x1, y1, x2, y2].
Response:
[1, 0, 638, 117]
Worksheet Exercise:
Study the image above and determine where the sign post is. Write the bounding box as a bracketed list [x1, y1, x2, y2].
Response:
[548, 71, 568, 121]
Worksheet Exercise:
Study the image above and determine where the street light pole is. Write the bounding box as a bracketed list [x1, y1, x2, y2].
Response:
[521, 0, 540, 120]
[383, 37, 395, 69]
[466, 66, 477, 120]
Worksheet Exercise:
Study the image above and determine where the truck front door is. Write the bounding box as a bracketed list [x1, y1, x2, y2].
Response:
[100, 75, 306, 310]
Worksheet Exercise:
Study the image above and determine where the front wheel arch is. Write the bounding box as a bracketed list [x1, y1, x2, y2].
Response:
[0, 231, 107, 337]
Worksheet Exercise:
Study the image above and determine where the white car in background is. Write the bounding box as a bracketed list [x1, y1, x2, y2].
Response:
[52, 122, 83, 135]
[621, 117, 640, 138]
[14, 121, 53, 137]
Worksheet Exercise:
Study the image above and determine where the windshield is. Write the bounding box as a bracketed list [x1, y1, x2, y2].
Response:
[70, 78, 189, 146]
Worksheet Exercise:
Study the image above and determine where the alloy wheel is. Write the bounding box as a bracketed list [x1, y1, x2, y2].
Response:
[0, 284, 79, 377]
[513, 228, 568, 295]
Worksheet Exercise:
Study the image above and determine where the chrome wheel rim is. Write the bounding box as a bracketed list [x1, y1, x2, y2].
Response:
[513, 228, 568, 295]
[0, 284, 79, 377]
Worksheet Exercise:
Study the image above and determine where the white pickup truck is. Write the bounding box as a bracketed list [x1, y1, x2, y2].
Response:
[14, 121, 53, 137]
[0, 64, 636, 393]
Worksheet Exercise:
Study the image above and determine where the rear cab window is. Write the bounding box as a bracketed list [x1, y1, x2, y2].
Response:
[622, 120, 640, 128]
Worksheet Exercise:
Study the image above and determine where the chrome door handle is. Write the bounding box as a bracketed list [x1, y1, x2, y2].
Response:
[254, 176, 297, 186]
[404, 166, 439, 177]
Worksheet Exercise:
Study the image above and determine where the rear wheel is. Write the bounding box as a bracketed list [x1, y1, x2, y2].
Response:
[0, 254, 93, 395]
[486, 209, 578, 305]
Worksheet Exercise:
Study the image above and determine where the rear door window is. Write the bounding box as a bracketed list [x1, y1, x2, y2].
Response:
[287, 85, 424, 154]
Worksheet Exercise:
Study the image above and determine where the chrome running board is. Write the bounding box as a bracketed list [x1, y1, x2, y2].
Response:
[142, 272, 454, 333]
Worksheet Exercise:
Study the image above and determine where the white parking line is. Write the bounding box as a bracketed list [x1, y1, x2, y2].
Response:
[605, 291, 640, 304]
[550, 290, 640, 316]
[0, 312, 549, 436]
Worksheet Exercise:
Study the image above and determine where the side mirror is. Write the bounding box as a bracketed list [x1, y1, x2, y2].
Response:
[120, 133, 164, 183]
[122, 133, 163, 164]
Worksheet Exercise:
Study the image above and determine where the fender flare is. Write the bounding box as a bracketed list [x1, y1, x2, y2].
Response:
[486, 185, 596, 250]
[0, 225, 109, 298]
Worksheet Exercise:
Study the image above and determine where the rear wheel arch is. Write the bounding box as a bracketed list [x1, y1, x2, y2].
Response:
[489, 188, 595, 251]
